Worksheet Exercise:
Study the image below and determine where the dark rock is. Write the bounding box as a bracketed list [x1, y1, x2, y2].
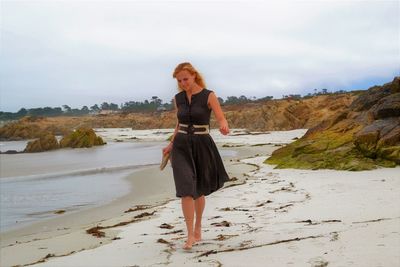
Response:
[349, 77, 399, 112]
[378, 123, 400, 147]
[389, 76, 400, 93]
[349, 86, 388, 112]
[24, 133, 59, 153]
[354, 129, 380, 158]
[0, 150, 19, 154]
[371, 93, 400, 119]
[354, 118, 400, 160]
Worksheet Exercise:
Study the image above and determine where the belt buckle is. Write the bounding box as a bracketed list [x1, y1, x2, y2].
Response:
[187, 124, 195, 134]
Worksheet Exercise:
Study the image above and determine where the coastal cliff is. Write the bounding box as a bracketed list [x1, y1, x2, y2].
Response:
[266, 77, 400, 170]
[0, 93, 355, 140]
[222, 93, 354, 131]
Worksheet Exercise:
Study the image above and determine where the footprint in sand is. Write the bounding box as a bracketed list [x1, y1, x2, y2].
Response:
[308, 256, 329, 267]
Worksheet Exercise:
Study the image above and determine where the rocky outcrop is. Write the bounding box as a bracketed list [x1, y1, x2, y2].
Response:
[0, 116, 70, 141]
[21, 127, 105, 152]
[60, 127, 105, 148]
[24, 132, 60, 153]
[354, 117, 400, 162]
[221, 94, 354, 131]
[0, 122, 44, 140]
[266, 77, 400, 170]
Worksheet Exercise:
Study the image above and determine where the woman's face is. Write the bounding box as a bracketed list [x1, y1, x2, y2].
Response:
[176, 70, 196, 91]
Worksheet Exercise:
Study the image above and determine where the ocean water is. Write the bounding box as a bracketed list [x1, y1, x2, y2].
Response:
[0, 140, 236, 232]
[0, 140, 166, 232]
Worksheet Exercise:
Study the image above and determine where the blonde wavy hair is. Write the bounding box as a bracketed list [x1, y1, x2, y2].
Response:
[172, 62, 206, 91]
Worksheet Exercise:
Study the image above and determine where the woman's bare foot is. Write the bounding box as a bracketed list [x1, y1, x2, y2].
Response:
[194, 226, 202, 242]
[183, 236, 196, 250]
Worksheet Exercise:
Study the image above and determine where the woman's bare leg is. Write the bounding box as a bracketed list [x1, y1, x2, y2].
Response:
[181, 196, 195, 249]
[194, 195, 205, 242]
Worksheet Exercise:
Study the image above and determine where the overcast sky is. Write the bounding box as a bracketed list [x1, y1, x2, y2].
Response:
[1, 0, 399, 112]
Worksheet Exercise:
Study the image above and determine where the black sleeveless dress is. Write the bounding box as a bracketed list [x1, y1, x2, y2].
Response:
[171, 88, 230, 200]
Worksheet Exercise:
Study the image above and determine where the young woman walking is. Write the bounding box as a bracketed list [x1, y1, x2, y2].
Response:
[162, 62, 230, 250]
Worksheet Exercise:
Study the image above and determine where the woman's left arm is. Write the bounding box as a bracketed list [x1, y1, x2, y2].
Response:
[208, 92, 230, 135]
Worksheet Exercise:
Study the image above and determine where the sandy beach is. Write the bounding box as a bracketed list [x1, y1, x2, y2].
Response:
[1, 129, 399, 267]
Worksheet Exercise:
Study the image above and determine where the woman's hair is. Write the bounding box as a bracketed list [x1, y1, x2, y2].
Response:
[172, 62, 206, 91]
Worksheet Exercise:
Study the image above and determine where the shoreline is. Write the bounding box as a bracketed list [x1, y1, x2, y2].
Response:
[2, 128, 397, 266]
[0, 142, 271, 267]
[0, 163, 161, 233]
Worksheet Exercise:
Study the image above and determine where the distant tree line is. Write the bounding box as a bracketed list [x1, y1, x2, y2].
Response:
[0, 96, 173, 121]
[121, 96, 172, 112]
[0, 88, 351, 121]
[301, 88, 347, 99]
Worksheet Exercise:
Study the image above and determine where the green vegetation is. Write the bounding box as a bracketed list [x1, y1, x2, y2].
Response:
[121, 96, 171, 112]
[265, 128, 397, 171]
[59, 127, 105, 148]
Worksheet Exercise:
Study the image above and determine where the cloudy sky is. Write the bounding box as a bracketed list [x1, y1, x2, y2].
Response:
[1, 0, 399, 112]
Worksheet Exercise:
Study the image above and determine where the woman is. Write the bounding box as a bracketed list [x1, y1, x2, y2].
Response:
[162, 62, 230, 250]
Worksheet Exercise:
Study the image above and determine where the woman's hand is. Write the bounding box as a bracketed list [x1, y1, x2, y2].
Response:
[219, 119, 230, 135]
[162, 142, 173, 155]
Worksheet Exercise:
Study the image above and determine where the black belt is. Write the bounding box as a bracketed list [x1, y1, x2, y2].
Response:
[178, 123, 210, 135]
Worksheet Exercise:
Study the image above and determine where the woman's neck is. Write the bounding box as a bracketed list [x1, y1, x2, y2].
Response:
[186, 84, 203, 95]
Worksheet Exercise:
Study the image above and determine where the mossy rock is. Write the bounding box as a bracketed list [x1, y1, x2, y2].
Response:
[60, 127, 105, 148]
[377, 125, 400, 147]
[24, 133, 59, 153]
[265, 125, 396, 171]
[377, 146, 400, 164]
[354, 130, 379, 158]
[266, 144, 379, 171]
[292, 141, 328, 156]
